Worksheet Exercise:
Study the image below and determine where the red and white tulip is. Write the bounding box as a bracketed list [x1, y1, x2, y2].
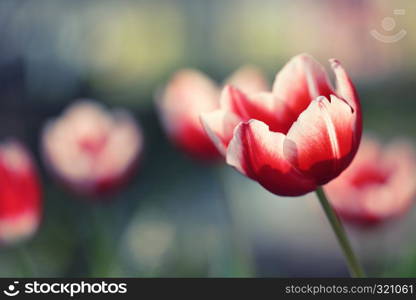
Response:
[42, 100, 143, 197]
[325, 138, 416, 225]
[201, 54, 362, 196]
[0, 140, 42, 244]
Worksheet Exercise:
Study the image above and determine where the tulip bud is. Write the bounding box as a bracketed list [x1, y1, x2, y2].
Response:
[41, 100, 143, 197]
[0, 140, 42, 244]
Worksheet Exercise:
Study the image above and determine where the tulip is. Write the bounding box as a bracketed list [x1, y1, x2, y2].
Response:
[0, 140, 42, 244]
[42, 100, 143, 197]
[157, 66, 268, 160]
[201, 54, 365, 277]
[325, 138, 416, 225]
[201, 53, 362, 196]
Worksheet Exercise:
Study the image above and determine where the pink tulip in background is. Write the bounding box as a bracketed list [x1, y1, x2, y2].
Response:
[201, 54, 362, 196]
[0, 140, 42, 244]
[157, 66, 268, 160]
[41, 100, 143, 198]
[325, 138, 416, 225]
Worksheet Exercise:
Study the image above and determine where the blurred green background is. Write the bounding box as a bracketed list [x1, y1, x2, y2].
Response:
[1, 0, 416, 277]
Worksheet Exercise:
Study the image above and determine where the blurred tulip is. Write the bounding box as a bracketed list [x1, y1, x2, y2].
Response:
[201, 53, 362, 196]
[157, 66, 268, 160]
[325, 138, 416, 225]
[42, 100, 143, 197]
[226, 65, 269, 95]
[0, 140, 41, 245]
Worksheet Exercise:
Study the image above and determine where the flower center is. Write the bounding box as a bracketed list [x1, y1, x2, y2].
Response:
[78, 134, 108, 155]
[350, 165, 390, 188]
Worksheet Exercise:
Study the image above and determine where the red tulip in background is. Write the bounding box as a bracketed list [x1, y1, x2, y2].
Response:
[0, 140, 42, 244]
[201, 54, 362, 196]
[325, 138, 416, 225]
[42, 100, 143, 197]
[157, 66, 268, 160]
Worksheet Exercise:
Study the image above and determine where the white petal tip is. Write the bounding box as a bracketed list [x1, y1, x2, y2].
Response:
[314, 95, 330, 103]
[329, 59, 341, 68]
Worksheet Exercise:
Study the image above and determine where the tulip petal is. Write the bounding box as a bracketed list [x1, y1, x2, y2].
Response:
[272, 54, 334, 117]
[330, 59, 362, 142]
[157, 69, 219, 135]
[226, 120, 316, 196]
[156, 69, 222, 160]
[220, 85, 296, 133]
[382, 142, 416, 213]
[0, 141, 41, 244]
[226, 65, 269, 94]
[330, 59, 360, 115]
[286, 95, 355, 185]
[200, 110, 241, 155]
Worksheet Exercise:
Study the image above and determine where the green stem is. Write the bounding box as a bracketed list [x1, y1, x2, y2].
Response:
[89, 205, 113, 277]
[315, 186, 365, 278]
[15, 245, 36, 277]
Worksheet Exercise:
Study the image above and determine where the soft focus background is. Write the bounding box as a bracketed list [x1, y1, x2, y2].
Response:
[1, 0, 416, 277]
